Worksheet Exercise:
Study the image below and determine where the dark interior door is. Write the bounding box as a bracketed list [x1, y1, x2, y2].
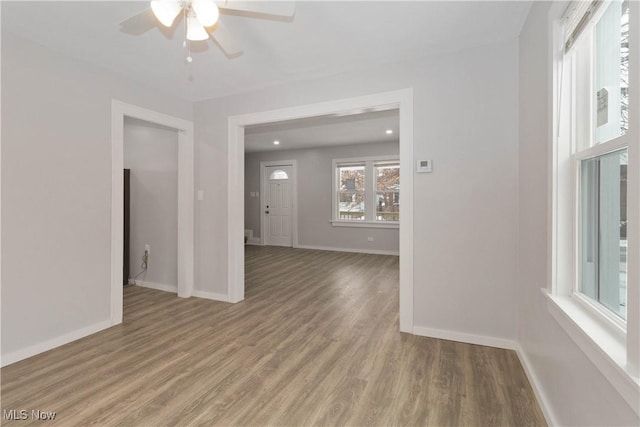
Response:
[124, 169, 130, 285]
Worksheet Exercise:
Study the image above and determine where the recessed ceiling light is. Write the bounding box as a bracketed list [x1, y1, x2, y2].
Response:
[386, 129, 393, 134]
[273, 140, 280, 145]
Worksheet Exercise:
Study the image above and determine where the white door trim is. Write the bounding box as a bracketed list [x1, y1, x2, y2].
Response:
[111, 100, 195, 326]
[259, 160, 298, 248]
[227, 88, 414, 332]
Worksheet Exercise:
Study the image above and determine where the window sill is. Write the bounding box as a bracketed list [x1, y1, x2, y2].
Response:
[542, 288, 639, 414]
[330, 220, 399, 229]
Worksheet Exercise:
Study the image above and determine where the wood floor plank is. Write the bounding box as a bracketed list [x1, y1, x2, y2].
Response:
[1, 246, 546, 426]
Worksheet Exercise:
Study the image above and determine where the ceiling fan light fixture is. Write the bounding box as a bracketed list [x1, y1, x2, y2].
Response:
[192, 0, 220, 27]
[186, 13, 210, 41]
[150, 0, 182, 27]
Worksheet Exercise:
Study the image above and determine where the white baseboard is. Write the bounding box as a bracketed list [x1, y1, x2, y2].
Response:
[193, 290, 229, 302]
[1, 319, 112, 367]
[135, 281, 229, 303]
[246, 237, 261, 245]
[296, 244, 399, 256]
[411, 326, 555, 425]
[135, 280, 177, 293]
[515, 344, 558, 426]
[412, 325, 517, 350]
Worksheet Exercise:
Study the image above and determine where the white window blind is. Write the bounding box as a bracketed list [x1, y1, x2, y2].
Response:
[563, 0, 603, 51]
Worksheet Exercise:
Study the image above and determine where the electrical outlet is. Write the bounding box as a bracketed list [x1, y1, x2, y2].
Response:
[142, 244, 150, 269]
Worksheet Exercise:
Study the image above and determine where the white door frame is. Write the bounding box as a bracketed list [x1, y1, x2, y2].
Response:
[260, 160, 298, 247]
[227, 89, 414, 332]
[110, 100, 195, 326]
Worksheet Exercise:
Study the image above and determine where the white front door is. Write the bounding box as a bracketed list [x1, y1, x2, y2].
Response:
[263, 165, 293, 247]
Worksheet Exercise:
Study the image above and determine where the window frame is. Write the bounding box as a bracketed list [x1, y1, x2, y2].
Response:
[331, 155, 399, 229]
[547, 0, 639, 413]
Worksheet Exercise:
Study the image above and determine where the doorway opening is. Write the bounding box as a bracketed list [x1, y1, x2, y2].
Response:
[110, 101, 194, 326]
[228, 89, 414, 332]
[124, 117, 179, 294]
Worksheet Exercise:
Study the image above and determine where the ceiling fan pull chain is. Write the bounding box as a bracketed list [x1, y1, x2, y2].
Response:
[183, 6, 187, 44]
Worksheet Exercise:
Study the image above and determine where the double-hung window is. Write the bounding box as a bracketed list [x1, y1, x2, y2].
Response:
[567, 0, 630, 322]
[549, 0, 639, 410]
[332, 156, 399, 227]
[336, 162, 366, 221]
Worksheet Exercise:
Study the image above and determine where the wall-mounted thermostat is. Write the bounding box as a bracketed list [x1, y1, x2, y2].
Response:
[417, 159, 433, 173]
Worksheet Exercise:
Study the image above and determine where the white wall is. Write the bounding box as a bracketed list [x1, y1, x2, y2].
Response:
[124, 117, 178, 289]
[195, 39, 519, 341]
[0, 32, 192, 363]
[518, 2, 639, 425]
[245, 141, 399, 254]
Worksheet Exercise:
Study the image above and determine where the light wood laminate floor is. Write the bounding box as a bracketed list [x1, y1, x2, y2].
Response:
[1, 246, 546, 426]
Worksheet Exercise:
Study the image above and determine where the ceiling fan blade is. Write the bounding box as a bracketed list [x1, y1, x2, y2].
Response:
[209, 21, 243, 58]
[119, 8, 157, 35]
[219, 1, 295, 18]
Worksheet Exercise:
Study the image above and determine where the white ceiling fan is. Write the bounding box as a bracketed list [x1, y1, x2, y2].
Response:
[120, 0, 295, 60]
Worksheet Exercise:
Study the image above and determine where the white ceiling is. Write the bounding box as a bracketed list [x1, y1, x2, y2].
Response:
[1, 1, 532, 102]
[245, 108, 399, 153]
